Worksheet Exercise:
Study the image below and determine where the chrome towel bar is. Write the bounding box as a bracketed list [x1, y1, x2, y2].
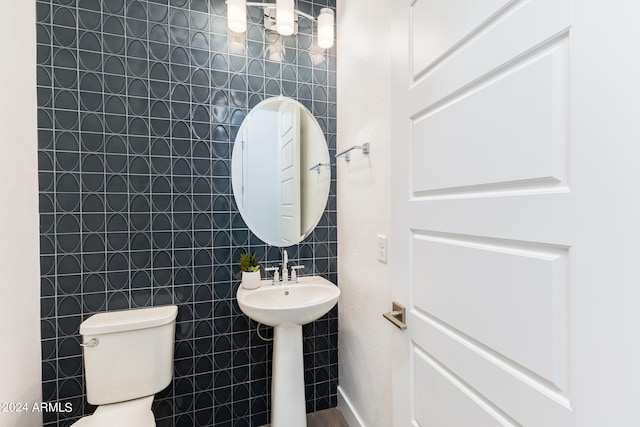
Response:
[335, 142, 370, 162]
[309, 163, 331, 174]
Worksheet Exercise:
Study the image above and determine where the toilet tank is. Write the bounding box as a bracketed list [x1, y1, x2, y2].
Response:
[79, 306, 178, 405]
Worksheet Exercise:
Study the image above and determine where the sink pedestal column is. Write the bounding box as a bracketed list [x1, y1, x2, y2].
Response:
[271, 323, 306, 427]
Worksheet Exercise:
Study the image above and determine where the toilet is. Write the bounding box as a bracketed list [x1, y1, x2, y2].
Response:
[71, 305, 178, 426]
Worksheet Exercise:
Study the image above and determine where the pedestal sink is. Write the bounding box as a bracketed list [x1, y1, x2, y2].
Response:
[236, 276, 340, 427]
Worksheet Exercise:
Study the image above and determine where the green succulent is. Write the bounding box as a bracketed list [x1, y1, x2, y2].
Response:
[239, 252, 260, 272]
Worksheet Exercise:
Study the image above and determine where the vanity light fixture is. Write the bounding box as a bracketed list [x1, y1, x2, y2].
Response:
[276, 0, 295, 36]
[227, 0, 248, 33]
[226, 0, 335, 49]
[317, 8, 334, 49]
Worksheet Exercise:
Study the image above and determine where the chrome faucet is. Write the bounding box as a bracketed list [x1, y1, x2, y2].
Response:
[265, 250, 305, 285]
[281, 250, 289, 283]
[265, 251, 289, 285]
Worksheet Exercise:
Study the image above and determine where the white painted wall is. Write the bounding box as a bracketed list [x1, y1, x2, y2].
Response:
[0, 2, 43, 427]
[336, 0, 393, 425]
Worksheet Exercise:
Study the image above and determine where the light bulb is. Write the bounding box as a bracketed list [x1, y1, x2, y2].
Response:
[277, 0, 295, 36]
[227, 0, 247, 33]
[317, 8, 334, 49]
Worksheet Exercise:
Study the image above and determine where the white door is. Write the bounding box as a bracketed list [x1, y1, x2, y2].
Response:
[390, 1, 640, 426]
[240, 121, 249, 211]
[278, 101, 301, 245]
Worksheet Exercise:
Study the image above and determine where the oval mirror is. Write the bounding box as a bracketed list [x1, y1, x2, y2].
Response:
[231, 97, 331, 247]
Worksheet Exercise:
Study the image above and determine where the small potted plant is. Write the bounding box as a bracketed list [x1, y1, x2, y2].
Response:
[239, 252, 261, 290]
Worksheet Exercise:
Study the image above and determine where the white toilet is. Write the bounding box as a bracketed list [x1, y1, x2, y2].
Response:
[71, 305, 178, 426]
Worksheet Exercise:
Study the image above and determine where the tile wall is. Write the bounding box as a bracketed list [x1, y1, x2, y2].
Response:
[36, 0, 337, 425]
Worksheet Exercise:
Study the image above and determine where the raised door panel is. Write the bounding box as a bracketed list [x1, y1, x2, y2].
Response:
[412, 40, 568, 195]
[411, 0, 512, 78]
[412, 344, 519, 427]
[412, 232, 568, 389]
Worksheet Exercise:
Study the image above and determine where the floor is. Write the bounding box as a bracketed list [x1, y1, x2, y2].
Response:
[259, 408, 349, 427]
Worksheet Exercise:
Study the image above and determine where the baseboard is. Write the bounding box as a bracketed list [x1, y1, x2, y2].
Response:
[337, 386, 366, 427]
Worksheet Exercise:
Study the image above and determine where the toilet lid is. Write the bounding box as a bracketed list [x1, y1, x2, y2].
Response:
[70, 400, 155, 427]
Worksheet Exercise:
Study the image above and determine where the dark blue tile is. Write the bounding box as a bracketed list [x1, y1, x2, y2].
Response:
[83, 292, 106, 312]
[39, 0, 337, 423]
[149, 3, 168, 23]
[105, 291, 128, 310]
[57, 335, 81, 358]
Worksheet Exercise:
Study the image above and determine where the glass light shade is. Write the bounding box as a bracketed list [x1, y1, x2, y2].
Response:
[317, 8, 334, 49]
[277, 0, 295, 36]
[227, 0, 247, 33]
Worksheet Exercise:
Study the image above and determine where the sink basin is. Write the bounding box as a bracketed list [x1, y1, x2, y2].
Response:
[237, 276, 340, 326]
[236, 275, 339, 427]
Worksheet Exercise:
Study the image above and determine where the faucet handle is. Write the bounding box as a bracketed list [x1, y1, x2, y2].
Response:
[290, 265, 305, 283]
[265, 266, 280, 285]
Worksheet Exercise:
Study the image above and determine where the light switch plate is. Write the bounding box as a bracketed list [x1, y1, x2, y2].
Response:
[377, 235, 387, 263]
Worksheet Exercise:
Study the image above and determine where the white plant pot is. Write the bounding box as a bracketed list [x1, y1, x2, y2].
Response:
[241, 270, 261, 290]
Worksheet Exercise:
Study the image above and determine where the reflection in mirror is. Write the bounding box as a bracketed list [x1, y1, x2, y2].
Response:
[231, 97, 330, 247]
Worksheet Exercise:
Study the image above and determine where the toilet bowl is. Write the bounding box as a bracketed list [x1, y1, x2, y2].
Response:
[71, 306, 178, 426]
[71, 396, 155, 426]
